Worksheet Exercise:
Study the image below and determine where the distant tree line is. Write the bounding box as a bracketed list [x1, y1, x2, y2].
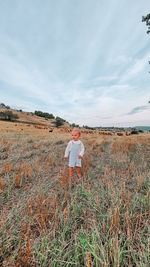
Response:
[34, 110, 68, 127]
[34, 110, 55, 119]
[83, 125, 95, 130]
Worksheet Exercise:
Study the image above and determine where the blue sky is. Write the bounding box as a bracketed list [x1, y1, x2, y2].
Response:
[0, 0, 150, 127]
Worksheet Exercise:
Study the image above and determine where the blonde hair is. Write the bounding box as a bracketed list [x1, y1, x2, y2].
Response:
[72, 128, 81, 136]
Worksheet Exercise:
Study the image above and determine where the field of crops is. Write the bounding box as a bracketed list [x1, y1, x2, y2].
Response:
[0, 120, 149, 266]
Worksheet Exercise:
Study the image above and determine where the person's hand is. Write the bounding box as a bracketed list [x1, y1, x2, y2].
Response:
[78, 155, 82, 159]
[64, 157, 68, 160]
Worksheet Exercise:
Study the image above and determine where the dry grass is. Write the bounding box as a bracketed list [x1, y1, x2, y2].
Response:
[0, 121, 150, 266]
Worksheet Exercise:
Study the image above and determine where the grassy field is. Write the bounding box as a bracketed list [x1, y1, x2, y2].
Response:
[0, 120, 150, 267]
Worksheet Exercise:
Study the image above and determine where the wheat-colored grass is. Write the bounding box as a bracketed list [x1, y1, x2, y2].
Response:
[0, 121, 149, 266]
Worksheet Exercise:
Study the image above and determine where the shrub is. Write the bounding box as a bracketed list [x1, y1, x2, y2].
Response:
[53, 117, 64, 127]
[0, 111, 19, 121]
[131, 130, 139, 135]
[71, 123, 80, 128]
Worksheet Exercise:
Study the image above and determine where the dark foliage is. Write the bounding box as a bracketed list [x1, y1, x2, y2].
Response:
[52, 117, 65, 127]
[131, 130, 139, 135]
[83, 125, 94, 130]
[71, 123, 80, 128]
[142, 13, 150, 34]
[0, 111, 19, 121]
[34, 110, 55, 119]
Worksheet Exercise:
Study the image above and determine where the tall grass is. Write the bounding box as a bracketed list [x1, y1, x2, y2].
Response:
[0, 129, 150, 266]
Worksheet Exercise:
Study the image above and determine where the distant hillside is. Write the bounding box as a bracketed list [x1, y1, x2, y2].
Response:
[134, 126, 150, 131]
[0, 106, 69, 128]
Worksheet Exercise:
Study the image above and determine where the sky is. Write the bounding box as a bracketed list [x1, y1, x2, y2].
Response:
[0, 0, 150, 127]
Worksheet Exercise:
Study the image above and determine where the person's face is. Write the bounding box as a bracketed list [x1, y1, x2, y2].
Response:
[72, 131, 80, 141]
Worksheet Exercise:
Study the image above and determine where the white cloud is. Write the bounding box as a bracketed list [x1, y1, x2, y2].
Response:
[120, 53, 150, 82]
[0, 0, 150, 126]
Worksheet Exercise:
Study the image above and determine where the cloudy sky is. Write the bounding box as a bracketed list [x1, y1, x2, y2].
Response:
[0, 0, 150, 127]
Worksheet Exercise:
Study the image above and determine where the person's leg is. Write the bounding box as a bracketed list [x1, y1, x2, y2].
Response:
[69, 167, 73, 180]
[76, 167, 81, 178]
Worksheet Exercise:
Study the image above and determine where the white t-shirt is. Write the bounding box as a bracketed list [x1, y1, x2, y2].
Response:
[64, 140, 85, 158]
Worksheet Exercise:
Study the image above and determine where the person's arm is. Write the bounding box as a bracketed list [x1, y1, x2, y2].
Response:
[64, 141, 72, 158]
[79, 141, 85, 157]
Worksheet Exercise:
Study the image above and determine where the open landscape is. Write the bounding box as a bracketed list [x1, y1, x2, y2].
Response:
[1, 1, 150, 266]
[0, 117, 149, 267]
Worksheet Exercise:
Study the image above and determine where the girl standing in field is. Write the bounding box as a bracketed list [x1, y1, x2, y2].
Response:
[64, 128, 85, 179]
